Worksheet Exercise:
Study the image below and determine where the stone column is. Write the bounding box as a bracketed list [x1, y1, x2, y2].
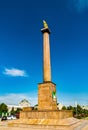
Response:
[41, 28, 51, 82]
[38, 21, 57, 111]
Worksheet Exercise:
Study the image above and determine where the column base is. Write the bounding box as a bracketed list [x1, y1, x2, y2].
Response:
[38, 81, 57, 110]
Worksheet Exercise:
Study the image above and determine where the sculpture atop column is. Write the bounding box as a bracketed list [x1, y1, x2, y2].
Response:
[43, 20, 48, 28]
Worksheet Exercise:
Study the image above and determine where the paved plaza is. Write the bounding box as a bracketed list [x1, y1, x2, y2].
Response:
[0, 119, 88, 130]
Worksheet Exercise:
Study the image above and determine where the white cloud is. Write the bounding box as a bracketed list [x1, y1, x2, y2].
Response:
[0, 93, 87, 107]
[68, 0, 88, 12]
[3, 68, 28, 77]
[0, 93, 37, 106]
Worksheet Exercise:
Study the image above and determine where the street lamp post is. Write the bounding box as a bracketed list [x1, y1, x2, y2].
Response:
[75, 101, 77, 117]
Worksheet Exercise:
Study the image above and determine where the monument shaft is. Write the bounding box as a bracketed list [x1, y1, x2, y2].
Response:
[38, 22, 57, 110]
[43, 31, 51, 82]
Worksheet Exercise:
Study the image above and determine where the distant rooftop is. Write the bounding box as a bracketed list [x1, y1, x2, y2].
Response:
[20, 99, 29, 103]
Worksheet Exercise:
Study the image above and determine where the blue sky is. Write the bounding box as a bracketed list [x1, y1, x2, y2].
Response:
[0, 0, 88, 106]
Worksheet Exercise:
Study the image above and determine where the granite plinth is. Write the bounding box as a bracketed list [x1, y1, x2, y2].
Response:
[20, 110, 73, 119]
[38, 82, 57, 110]
[8, 117, 80, 129]
[22, 107, 33, 111]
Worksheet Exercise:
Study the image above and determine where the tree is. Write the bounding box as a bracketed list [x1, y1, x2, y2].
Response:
[67, 105, 73, 110]
[59, 104, 88, 119]
[14, 108, 22, 119]
[0, 103, 8, 113]
[62, 106, 67, 110]
[10, 107, 15, 115]
[34, 104, 38, 110]
[15, 108, 22, 113]
[77, 104, 83, 114]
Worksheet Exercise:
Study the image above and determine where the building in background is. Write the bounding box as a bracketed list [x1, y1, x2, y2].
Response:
[57, 103, 63, 110]
[19, 99, 31, 107]
[82, 106, 88, 110]
[7, 99, 31, 113]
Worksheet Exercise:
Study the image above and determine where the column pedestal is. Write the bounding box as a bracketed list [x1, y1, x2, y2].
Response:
[38, 82, 57, 110]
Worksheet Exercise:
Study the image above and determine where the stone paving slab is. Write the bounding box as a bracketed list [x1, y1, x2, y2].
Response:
[0, 119, 88, 130]
[8, 117, 80, 126]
